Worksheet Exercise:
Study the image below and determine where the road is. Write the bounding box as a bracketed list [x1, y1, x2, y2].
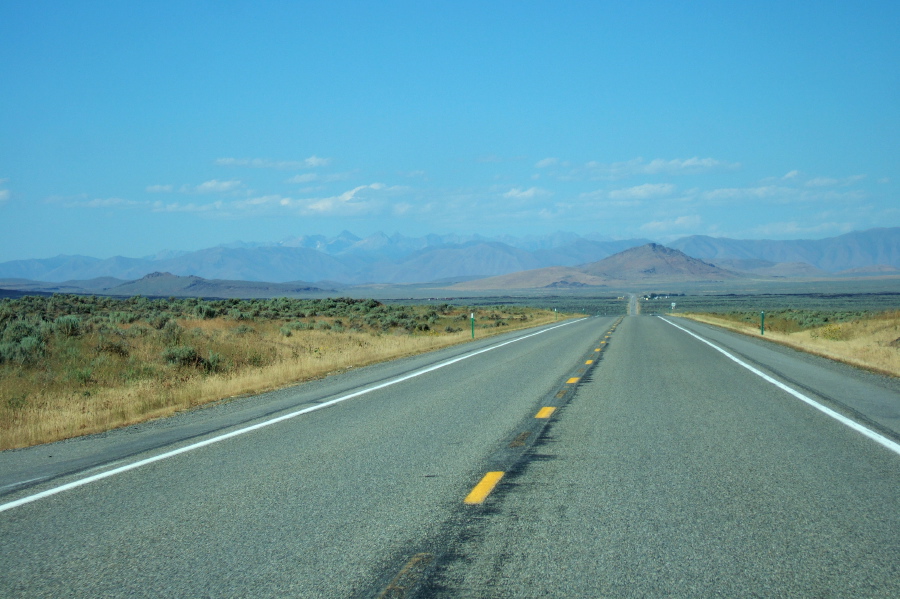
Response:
[1, 315, 899, 597]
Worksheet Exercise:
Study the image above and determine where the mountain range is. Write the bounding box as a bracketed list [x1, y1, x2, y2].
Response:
[1, 228, 898, 288]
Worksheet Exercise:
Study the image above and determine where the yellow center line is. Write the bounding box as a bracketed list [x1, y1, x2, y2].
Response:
[535, 406, 556, 418]
[567, 377, 580, 384]
[585, 359, 593, 364]
[464, 471, 505, 504]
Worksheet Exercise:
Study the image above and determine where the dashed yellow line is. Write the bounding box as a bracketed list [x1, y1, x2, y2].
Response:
[535, 406, 556, 418]
[566, 377, 580, 384]
[464, 471, 505, 504]
[585, 359, 593, 364]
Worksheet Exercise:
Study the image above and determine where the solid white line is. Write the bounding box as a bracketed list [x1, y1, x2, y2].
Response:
[0, 319, 583, 513]
[660, 317, 900, 457]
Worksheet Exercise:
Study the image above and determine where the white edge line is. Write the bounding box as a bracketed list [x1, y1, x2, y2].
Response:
[1, 319, 582, 513]
[659, 317, 900, 457]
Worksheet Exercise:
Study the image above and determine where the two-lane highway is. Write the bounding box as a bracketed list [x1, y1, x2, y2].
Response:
[2, 313, 899, 598]
[0, 316, 614, 598]
[428, 315, 900, 597]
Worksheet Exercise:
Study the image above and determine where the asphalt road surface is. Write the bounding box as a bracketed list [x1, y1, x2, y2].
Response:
[1, 315, 898, 598]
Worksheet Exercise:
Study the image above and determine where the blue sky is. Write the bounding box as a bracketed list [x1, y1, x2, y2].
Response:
[1, 1, 897, 261]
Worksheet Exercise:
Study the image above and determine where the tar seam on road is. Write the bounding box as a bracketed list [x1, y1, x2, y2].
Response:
[0, 319, 584, 514]
[660, 316, 900, 457]
[377, 552, 434, 599]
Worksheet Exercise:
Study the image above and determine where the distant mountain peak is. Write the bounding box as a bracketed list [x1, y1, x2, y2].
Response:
[579, 243, 736, 281]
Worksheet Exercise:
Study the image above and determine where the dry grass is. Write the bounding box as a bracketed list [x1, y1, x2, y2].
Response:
[678, 311, 900, 377]
[1, 310, 561, 450]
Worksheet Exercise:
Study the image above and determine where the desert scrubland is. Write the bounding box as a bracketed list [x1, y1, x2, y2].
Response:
[0, 295, 559, 449]
[679, 309, 900, 378]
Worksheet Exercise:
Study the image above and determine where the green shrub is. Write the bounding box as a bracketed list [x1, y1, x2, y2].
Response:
[2, 319, 42, 344]
[162, 345, 202, 367]
[227, 308, 248, 321]
[109, 311, 138, 324]
[205, 351, 224, 373]
[0, 336, 45, 365]
[160, 320, 183, 345]
[96, 339, 129, 357]
[194, 303, 218, 319]
[55, 315, 82, 337]
[69, 367, 94, 385]
[149, 314, 171, 330]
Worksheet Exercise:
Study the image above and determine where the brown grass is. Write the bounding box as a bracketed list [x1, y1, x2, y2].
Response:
[1, 310, 562, 450]
[677, 311, 900, 377]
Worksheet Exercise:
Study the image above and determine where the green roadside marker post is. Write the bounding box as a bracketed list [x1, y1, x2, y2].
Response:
[760, 311, 765, 335]
[554, 308, 558, 321]
[471, 312, 475, 339]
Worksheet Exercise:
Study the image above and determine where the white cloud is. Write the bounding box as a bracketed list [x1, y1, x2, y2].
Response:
[609, 183, 675, 200]
[286, 171, 354, 184]
[66, 197, 143, 209]
[805, 177, 840, 188]
[187, 179, 242, 194]
[151, 200, 224, 213]
[577, 156, 739, 180]
[0, 189, 9, 203]
[273, 183, 399, 216]
[782, 170, 800, 180]
[146, 184, 173, 193]
[528, 156, 740, 181]
[702, 186, 785, 201]
[805, 174, 866, 187]
[641, 157, 733, 174]
[287, 173, 319, 184]
[640, 215, 702, 232]
[503, 187, 550, 200]
[215, 156, 331, 169]
[303, 155, 331, 168]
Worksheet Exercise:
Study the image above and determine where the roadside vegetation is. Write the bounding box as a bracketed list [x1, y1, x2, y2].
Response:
[0, 295, 560, 449]
[679, 309, 900, 377]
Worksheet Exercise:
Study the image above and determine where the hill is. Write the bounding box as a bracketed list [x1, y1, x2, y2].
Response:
[451, 243, 739, 290]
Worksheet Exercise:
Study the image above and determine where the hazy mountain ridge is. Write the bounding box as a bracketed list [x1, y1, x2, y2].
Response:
[1, 228, 897, 286]
[669, 228, 900, 271]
